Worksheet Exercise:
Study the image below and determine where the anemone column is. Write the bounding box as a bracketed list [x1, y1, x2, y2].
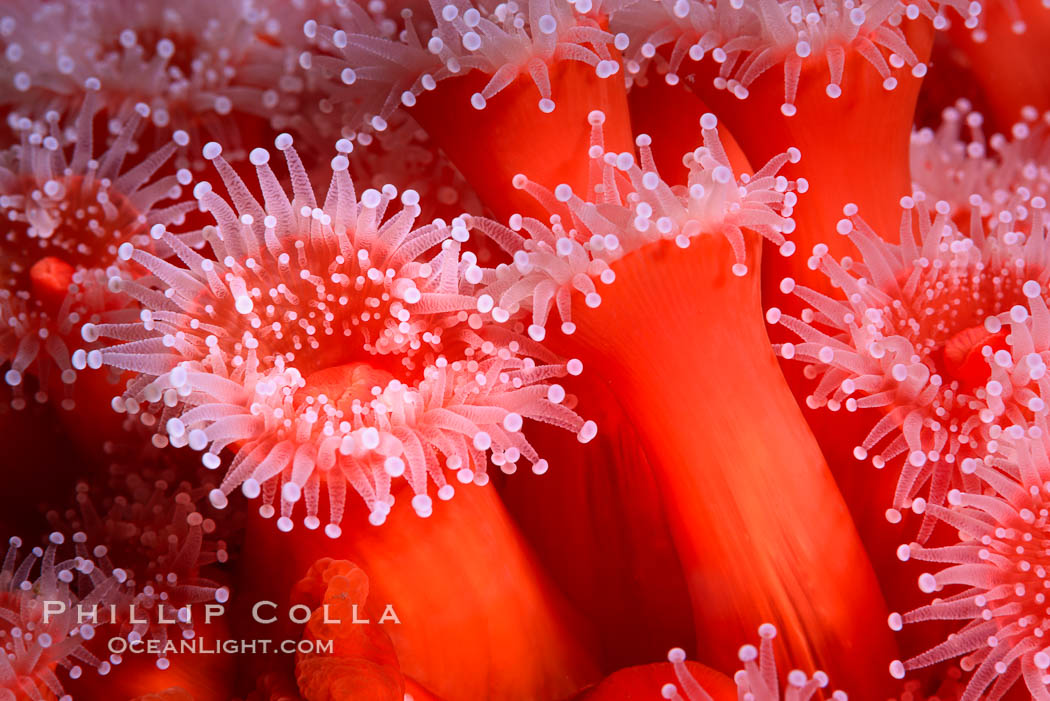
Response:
[234, 483, 600, 701]
[550, 222, 897, 690]
[410, 63, 698, 673]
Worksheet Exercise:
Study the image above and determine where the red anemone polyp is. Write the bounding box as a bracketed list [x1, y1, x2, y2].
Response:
[770, 196, 1050, 538]
[0, 95, 192, 410]
[91, 134, 593, 535]
[615, 0, 948, 116]
[467, 109, 896, 689]
[880, 287, 1050, 695]
[300, 0, 634, 221]
[889, 453, 1050, 698]
[302, 0, 623, 130]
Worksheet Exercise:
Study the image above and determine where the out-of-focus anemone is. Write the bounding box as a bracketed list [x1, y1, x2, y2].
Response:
[46, 477, 230, 671]
[300, 0, 624, 134]
[661, 623, 848, 701]
[291, 558, 404, 700]
[240, 672, 304, 701]
[768, 197, 1050, 539]
[0, 92, 193, 411]
[470, 109, 800, 340]
[89, 134, 592, 535]
[0, 0, 312, 157]
[0, 532, 123, 701]
[911, 100, 1050, 225]
[608, 0, 975, 115]
[942, 0, 1050, 131]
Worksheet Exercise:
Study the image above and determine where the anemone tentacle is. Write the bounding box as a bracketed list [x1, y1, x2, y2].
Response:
[888, 447, 1050, 698]
[911, 100, 1050, 225]
[47, 477, 230, 669]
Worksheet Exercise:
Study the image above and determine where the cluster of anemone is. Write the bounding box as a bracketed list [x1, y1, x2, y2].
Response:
[0, 91, 193, 410]
[46, 476, 229, 670]
[661, 623, 849, 700]
[295, 0, 969, 125]
[88, 134, 593, 534]
[0, 533, 123, 700]
[766, 48, 1050, 690]
[4, 0, 1050, 698]
[0, 0, 321, 155]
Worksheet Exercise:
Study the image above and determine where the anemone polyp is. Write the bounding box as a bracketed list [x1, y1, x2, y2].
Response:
[888, 448, 1050, 699]
[883, 274, 1050, 696]
[610, 0, 952, 115]
[662, 623, 847, 700]
[911, 100, 1050, 225]
[48, 477, 229, 670]
[0, 532, 123, 701]
[302, 0, 621, 134]
[0, 94, 192, 410]
[90, 135, 591, 535]
[769, 195, 1050, 539]
[469, 110, 800, 338]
